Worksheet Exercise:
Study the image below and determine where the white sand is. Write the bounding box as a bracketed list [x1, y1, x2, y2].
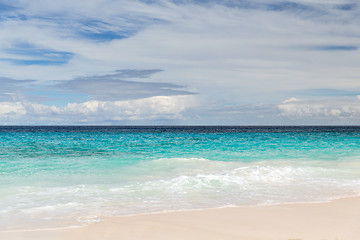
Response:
[2, 197, 360, 240]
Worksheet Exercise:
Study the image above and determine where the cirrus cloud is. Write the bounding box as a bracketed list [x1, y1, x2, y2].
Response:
[0, 0, 360, 125]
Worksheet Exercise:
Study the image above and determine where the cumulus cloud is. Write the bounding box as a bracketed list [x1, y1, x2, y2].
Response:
[0, 68, 198, 124]
[4, 94, 360, 125]
[278, 96, 360, 121]
[0, 101, 27, 116]
[0, 0, 360, 124]
[0, 95, 197, 124]
[281, 97, 300, 104]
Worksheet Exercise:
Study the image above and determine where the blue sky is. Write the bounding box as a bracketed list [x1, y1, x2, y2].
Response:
[0, 0, 360, 125]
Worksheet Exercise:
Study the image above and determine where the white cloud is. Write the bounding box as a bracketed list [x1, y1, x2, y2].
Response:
[1, 1, 359, 89]
[278, 97, 360, 121]
[0, 102, 27, 116]
[1, 0, 360, 124]
[4, 94, 360, 125]
[63, 95, 194, 120]
[281, 97, 301, 104]
[0, 95, 197, 124]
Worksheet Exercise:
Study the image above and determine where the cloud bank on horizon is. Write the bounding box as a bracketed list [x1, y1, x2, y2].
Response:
[0, 0, 359, 125]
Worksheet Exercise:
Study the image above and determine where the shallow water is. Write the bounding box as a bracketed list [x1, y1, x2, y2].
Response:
[1, 126, 360, 230]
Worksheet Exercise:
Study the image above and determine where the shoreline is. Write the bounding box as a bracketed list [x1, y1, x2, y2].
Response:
[2, 195, 355, 233]
[2, 196, 360, 240]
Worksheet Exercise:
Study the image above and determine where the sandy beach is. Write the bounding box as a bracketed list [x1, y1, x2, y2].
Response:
[2, 197, 359, 240]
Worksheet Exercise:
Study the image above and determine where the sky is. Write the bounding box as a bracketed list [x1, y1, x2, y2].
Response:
[0, 0, 360, 125]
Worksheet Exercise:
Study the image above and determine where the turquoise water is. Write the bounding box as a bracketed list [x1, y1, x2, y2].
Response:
[1, 126, 360, 230]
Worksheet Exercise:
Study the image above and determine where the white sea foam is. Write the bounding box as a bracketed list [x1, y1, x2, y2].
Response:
[2, 157, 360, 231]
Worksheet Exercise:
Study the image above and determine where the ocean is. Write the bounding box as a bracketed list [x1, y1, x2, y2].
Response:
[1, 126, 360, 230]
